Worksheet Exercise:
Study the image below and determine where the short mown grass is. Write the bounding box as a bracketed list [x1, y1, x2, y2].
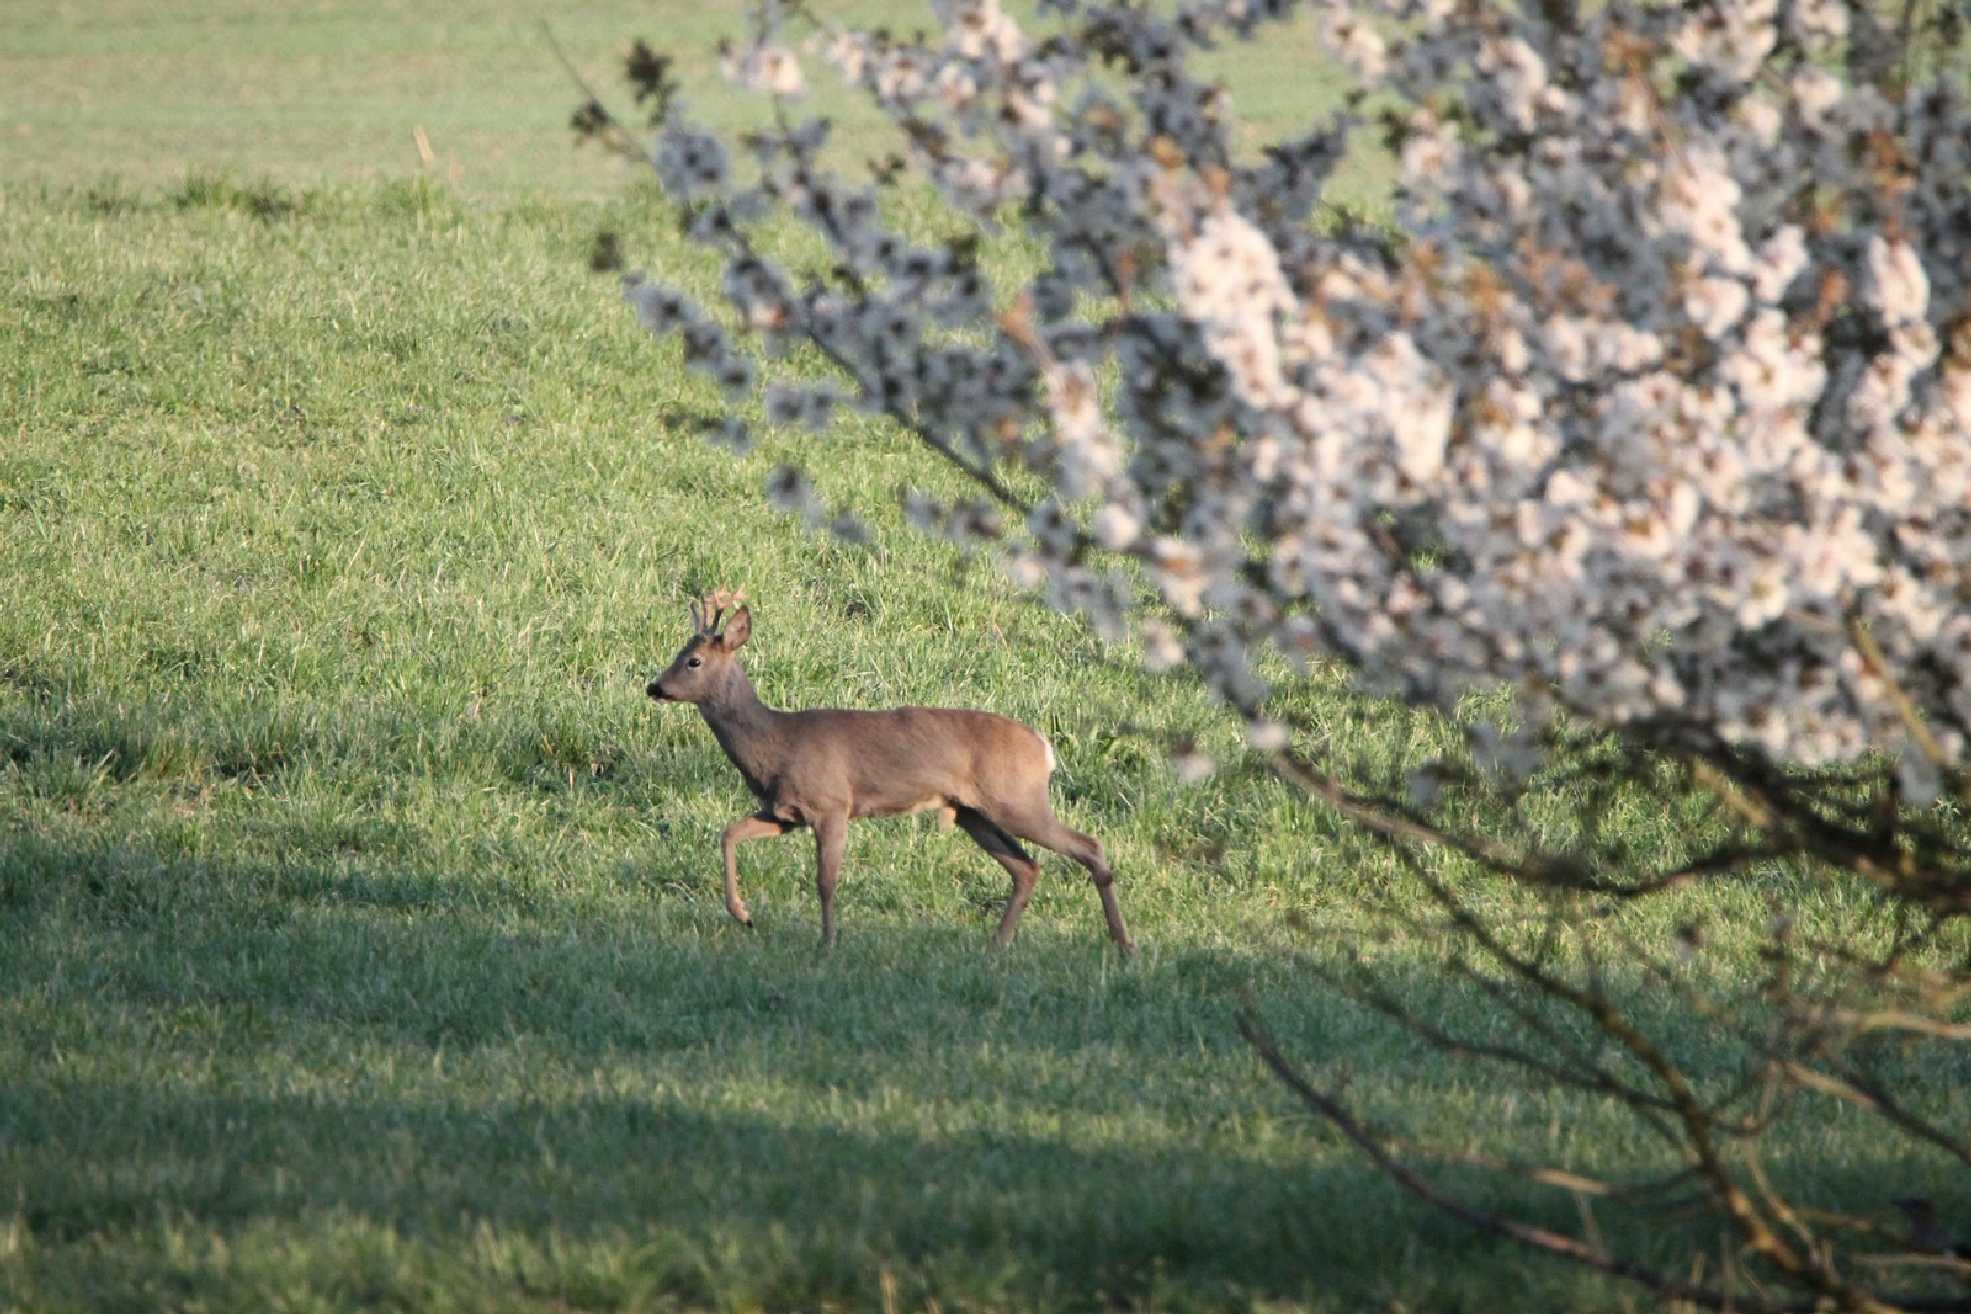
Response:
[3, 6, 1964, 1311]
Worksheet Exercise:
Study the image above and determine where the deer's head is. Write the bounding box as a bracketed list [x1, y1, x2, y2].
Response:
[648, 589, 752, 705]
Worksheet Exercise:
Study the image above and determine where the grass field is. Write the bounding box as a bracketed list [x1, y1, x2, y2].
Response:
[1, 0, 1357, 203]
[2, 4, 1963, 1312]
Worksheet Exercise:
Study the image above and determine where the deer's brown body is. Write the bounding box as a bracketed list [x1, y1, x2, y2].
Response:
[648, 592, 1135, 953]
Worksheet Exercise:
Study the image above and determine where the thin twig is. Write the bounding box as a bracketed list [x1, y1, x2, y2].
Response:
[1238, 1013, 1773, 1312]
[540, 21, 646, 161]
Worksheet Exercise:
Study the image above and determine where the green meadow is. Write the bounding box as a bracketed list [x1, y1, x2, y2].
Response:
[2, 3, 1960, 1311]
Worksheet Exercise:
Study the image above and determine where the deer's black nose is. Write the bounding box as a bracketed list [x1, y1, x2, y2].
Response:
[646, 680, 664, 699]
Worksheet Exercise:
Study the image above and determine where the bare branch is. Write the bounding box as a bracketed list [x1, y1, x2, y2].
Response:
[1240, 1012, 1779, 1313]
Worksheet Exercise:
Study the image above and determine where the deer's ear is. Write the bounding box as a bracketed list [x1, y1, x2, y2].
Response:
[720, 606, 752, 652]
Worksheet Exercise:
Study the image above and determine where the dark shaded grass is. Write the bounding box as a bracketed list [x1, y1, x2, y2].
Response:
[8, 825, 1958, 1314]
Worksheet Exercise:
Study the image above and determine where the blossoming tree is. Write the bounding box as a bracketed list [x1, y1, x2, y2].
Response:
[576, 0, 1971, 1305]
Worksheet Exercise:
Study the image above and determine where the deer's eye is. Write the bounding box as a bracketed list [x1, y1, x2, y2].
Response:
[687, 657, 702, 668]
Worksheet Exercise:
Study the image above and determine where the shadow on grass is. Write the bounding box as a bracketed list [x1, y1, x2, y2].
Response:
[1, 828, 1957, 1312]
[3, 1075, 1373, 1307]
[0, 844, 1420, 1311]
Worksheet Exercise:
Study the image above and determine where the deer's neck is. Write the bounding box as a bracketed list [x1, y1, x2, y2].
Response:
[697, 667, 786, 799]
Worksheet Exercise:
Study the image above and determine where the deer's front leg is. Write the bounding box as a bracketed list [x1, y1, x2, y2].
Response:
[721, 812, 790, 926]
[812, 811, 848, 947]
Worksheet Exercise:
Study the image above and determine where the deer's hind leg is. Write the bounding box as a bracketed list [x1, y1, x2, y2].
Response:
[989, 796, 1136, 956]
[812, 810, 849, 947]
[953, 806, 1041, 949]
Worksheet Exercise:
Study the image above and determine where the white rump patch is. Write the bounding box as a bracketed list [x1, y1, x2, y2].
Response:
[1038, 732, 1056, 774]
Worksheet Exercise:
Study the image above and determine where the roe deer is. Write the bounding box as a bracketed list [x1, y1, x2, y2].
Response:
[646, 590, 1135, 954]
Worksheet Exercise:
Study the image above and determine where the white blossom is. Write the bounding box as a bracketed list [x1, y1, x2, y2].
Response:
[1686, 275, 1750, 340]
[1139, 620, 1186, 673]
[1246, 719, 1289, 752]
[1867, 235, 1930, 324]
[1093, 502, 1141, 551]
[722, 43, 805, 97]
[624, 0, 1971, 780]
[1169, 744, 1216, 785]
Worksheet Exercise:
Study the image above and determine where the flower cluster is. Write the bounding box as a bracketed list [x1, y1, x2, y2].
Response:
[623, 0, 1971, 778]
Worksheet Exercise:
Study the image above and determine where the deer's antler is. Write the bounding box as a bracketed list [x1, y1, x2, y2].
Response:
[694, 588, 748, 636]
